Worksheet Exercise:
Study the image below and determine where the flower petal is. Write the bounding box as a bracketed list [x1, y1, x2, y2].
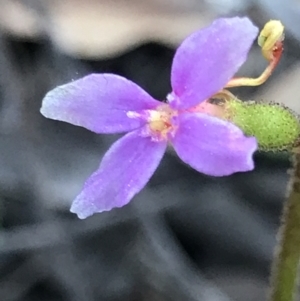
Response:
[170, 17, 258, 109]
[170, 113, 257, 176]
[41, 74, 160, 133]
[70, 130, 167, 219]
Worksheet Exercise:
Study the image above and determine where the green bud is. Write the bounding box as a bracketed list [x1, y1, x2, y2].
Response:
[224, 99, 300, 151]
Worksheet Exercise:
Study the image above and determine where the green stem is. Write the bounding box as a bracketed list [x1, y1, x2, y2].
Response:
[268, 149, 300, 301]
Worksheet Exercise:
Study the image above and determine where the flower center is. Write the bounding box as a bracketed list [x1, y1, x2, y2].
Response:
[127, 104, 178, 141]
[148, 104, 177, 140]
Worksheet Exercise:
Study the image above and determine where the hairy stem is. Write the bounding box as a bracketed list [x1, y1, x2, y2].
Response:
[268, 149, 300, 301]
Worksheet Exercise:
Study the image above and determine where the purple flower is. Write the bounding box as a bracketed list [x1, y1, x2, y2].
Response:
[41, 17, 258, 219]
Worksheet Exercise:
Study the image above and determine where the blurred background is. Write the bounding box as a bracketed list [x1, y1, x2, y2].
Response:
[0, 0, 300, 300]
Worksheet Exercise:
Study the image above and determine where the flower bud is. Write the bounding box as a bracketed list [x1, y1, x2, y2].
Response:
[224, 99, 300, 151]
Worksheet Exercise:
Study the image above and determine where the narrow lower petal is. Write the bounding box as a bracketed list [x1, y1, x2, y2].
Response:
[70, 130, 167, 219]
[170, 113, 257, 176]
[170, 17, 258, 109]
[41, 74, 160, 133]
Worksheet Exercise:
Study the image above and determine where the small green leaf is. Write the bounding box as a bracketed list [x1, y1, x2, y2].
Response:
[225, 99, 300, 151]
